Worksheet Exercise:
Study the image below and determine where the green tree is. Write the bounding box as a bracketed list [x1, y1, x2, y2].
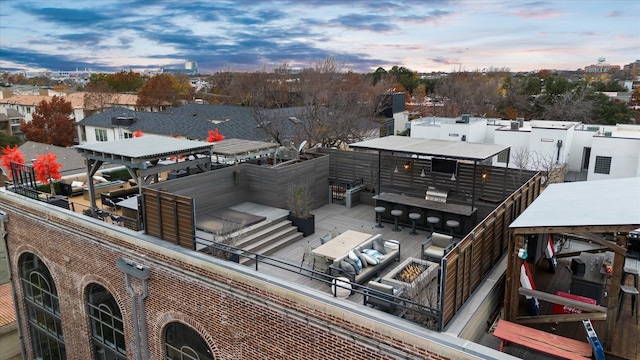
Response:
[0, 132, 22, 147]
[589, 93, 635, 125]
[20, 96, 76, 146]
[104, 71, 144, 92]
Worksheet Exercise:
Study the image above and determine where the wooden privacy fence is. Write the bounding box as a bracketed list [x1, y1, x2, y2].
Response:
[143, 188, 195, 249]
[440, 172, 542, 327]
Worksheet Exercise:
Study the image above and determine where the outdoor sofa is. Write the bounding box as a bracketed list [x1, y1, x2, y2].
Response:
[329, 234, 401, 284]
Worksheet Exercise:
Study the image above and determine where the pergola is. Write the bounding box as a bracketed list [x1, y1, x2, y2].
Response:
[348, 136, 510, 209]
[506, 177, 640, 350]
[74, 135, 214, 209]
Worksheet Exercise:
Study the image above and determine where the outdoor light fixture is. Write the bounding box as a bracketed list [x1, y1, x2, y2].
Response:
[451, 173, 456, 181]
[403, 161, 411, 171]
[481, 171, 488, 180]
[420, 168, 426, 177]
[393, 165, 399, 174]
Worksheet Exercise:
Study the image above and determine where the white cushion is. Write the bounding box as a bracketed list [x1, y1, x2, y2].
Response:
[360, 252, 379, 265]
[424, 245, 445, 259]
[93, 175, 108, 183]
[71, 181, 84, 188]
[332, 277, 352, 298]
[363, 248, 385, 261]
[384, 240, 399, 250]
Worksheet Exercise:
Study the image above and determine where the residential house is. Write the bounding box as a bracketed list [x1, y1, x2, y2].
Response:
[410, 115, 640, 181]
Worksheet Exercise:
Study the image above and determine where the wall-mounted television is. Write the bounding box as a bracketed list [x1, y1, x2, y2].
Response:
[431, 158, 458, 175]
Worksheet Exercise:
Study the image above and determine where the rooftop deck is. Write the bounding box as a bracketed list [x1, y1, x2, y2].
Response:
[64, 191, 639, 359]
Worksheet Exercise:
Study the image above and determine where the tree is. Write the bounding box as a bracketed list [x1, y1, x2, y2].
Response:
[20, 95, 76, 146]
[136, 74, 181, 111]
[84, 80, 118, 116]
[0, 145, 25, 178]
[0, 132, 22, 147]
[207, 129, 225, 142]
[102, 71, 144, 92]
[33, 151, 62, 194]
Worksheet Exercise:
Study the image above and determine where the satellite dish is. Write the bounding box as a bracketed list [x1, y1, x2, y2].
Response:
[297, 140, 308, 154]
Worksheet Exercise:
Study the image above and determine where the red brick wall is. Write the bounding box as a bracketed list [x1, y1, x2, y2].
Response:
[2, 197, 460, 360]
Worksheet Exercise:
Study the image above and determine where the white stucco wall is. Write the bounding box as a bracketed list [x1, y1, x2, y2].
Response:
[492, 129, 530, 168]
[588, 137, 640, 180]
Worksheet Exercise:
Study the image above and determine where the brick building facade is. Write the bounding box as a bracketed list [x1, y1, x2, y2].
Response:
[1, 192, 502, 359]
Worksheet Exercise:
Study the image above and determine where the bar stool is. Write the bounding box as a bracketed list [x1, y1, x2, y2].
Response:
[390, 209, 403, 232]
[374, 206, 386, 228]
[427, 216, 440, 233]
[446, 219, 460, 237]
[408, 212, 421, 235]
[622, 265, 639, 289]
[617, 284, 639, 324]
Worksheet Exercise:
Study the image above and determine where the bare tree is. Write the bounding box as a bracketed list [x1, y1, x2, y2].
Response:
[511, 146, 566, 186]
[251, 58, 392, 148]
[84, 81, 118, 116]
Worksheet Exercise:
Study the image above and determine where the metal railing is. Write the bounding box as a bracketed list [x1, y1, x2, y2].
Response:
[196, 239, 443, 330]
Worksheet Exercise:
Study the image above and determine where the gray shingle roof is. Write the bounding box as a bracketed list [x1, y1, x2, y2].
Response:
[78, 104, 298, 143]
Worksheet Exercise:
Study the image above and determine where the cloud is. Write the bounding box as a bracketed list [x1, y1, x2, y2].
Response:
[606, 11, 623, 17]
[511, 8, 561, 19]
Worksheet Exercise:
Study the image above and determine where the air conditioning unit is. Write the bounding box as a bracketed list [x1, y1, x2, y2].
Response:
[510, 121, 520, 130]
[456, 114, 471, 123]
[516, 117, 524, 127]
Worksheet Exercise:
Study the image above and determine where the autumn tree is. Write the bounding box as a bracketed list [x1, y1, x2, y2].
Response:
[0, 145, 25, 178]
[21, 95, 76, 146]
[207, 129, 225, 142]
[33, 151, 62, 194]
[136, 74, 182, 111]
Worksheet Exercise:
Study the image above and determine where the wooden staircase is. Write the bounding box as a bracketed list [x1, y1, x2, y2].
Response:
[234, 216, 303, 265]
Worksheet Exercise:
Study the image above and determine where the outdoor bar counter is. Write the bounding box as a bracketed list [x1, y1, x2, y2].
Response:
[373, 192, 477, 236]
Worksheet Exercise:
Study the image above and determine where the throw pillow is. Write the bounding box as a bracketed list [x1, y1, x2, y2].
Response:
[356, 252, 369, 268]
[344, 257, 361, 275]
[363, 248, 385, 261]
[340, 260, 356, 275]
[373, 237, 388, 255]
[360, 252, 379, 265]
[348, 250, 363, 271]
[71, 181, 84, 188]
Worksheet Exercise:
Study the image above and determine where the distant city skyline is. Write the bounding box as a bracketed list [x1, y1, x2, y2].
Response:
[0, 0, 638, 74]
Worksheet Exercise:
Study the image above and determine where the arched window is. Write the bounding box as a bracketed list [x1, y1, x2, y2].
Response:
[19, 252, 66, 359]
[165, 322, 213, 360]
[87, 283, 126, 359]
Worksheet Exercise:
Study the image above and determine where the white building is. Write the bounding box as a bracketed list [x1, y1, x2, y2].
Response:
[410, 115, 640, 181]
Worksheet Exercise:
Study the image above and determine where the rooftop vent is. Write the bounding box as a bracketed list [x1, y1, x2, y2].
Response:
[516, 117, 524, 127]
[111, 116, 136, 126]
[510, 121, 520, 130]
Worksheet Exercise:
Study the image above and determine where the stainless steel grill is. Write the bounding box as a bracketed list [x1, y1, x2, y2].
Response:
[425, 188, 448, 203]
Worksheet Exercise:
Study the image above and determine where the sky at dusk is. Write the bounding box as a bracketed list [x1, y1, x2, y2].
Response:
[0, 0, 639, 74]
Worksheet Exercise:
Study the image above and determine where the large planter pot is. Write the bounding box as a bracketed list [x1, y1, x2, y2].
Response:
[288, 213, 315, 237]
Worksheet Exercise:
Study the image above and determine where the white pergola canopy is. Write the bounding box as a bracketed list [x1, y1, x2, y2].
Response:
[510, 177, 640, 230]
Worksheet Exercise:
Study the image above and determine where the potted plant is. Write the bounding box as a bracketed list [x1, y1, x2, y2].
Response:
[286, 182, 315, 237]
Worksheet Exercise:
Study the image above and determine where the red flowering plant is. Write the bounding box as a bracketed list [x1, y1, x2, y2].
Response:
[0, 145, 26, 179]
[207, 129, 225, 142]
[33, 152, 62, 195]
